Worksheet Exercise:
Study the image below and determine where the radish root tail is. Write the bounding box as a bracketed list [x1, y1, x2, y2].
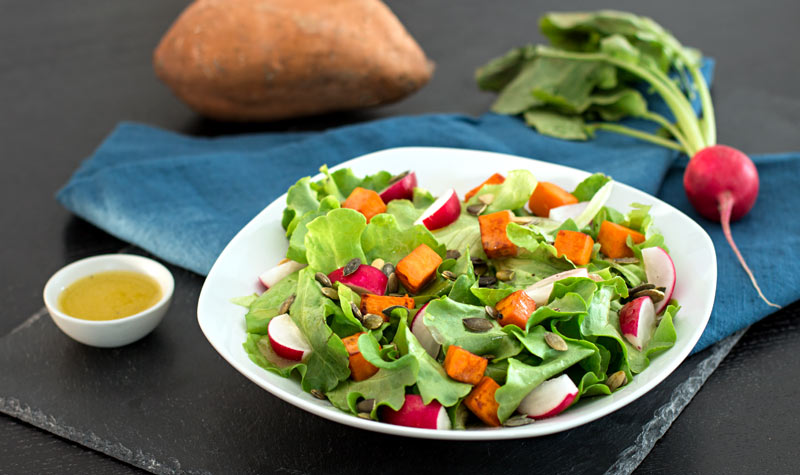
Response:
[718, 191, 781, 309]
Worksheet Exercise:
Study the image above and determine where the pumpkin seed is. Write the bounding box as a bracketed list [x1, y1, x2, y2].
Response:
[496, 269, 515, 282]
[463, 318, 493, 333]
[381, 305, 409, 319]
[357, 412, 372, 420]
[315, 272, 332, 288]
[503, 415, 535, 427]
[628, 283, 656, 295]
[483, 354, 496, 360]
[356, 398, 375, 413]
[473, 264, 488, 276]
[446, 249, 461, 260]
[606, 370, 627, 392]
[371, 258, 385, 270]
[467, 203, 487, 216]
[362, 313, 384, 330]
[343, 283, 370, 295]
[343, 258, 361, 276]
[350, 302, 363, 322]
[478, 275, 497, 287]
[388, 171, 409, 184]
[278, 294, 295, 315]
[510, 216, 535, 224]
[470, 257, 486, 266]
[442, 270, 458, 281]
[613, 257, 640, 264]
[484, 305, 500, 320]
[632, 288, 666, 303]
[310, 389, 327, 400]
[320, 287, 339, 301]
[386, 272, 399, 293]
[656, 286, 667, 293]
[545, 332, 568, 351]
[381, 262, 395, 278]
[478, 193, 495, 205]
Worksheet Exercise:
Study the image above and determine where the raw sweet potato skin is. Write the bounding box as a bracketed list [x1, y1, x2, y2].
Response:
[463, 376, 502, 427]
[153, 0, 433, 121]
[443, 346, 488, 385]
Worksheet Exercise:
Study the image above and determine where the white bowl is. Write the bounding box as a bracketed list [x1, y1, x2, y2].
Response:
[43, 254, 174, 348]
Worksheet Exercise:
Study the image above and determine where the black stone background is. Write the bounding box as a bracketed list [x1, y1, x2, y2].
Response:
[1, 1, 799, 474]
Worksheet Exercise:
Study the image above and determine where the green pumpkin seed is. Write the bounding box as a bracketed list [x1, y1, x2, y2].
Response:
[386, 272, 399, 294]
[350, 302, 363, 322]
[463, 318, 493, 333]
[478, 275, 497, 287]
[484, 306, 499, 320]
[509, 216, 534, 225]
[467, 203, 487, 216]
[362, 313, 384, 330]
[545, 332, 568, 352]
[503, 415, 535, 427]
[320, 286, 339, 301]
[632, 288, 666, 303]
[495, 269, 515, 282]
[357, 412, 372, 420]
[442, 270, 458, 281]
[445, 249, 461, 260]
[310, 389, 326, 400]
[315, 272, 332, 288]
[381, 262, 395, 278]
[381, 305, 409, 319]
[613, 257, 640, 264]
[356, 398, 375, 413]
[278, 294, 295, 315]
[628, 283, 656, 295]
[473, 264, 488, 276]
[343, 258, 361, 276]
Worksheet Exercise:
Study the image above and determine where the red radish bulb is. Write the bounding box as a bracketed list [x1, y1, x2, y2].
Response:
[410, 302, 440, 358]
[523, 268, 589, 306]
[684, 145, 780, 308]
[548, 201, 589, 222]
[414, 189, 461, 230]
[328, 264, 388, 296]
[518, 374, 578, 419]
[641, 247, 676, 314]
[619, 296, 657, 350]
[259, 260, 306, 289]
[379, 171, 418, 203]
[268, 313, 312, 361]
[381, 394, 451, 429]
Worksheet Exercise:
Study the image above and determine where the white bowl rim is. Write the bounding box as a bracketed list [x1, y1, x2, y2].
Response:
[43, 253, 175, 326]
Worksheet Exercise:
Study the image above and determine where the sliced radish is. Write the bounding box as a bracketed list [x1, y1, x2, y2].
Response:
[410, 303, 440, 358]
[619, 296, 657, 350]
[414, 189, 461, 230]
[328, 264, 388, 296]
[258, 260, 306, 289]
[641, 247, 676, 314]
[548, 202, 590, 223]
[518, 374, 578, 419]
[379, 171, 418, 203]
[268, 313, 312, 361]
[381, 394, 450, 430]
[523, 268, 589, 306]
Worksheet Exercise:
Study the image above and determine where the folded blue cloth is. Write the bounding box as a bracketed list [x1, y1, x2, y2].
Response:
[57, 60, 798, 352]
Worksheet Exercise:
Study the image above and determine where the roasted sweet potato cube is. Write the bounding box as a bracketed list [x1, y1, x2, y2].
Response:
[495, 290, 537, 329]
[395, 244, 442, 294]
[464, 173, 505, 202]
[341, 332, 379, 381]
[463, 376, 502, 427]
[478, 210, 518, 259]
[342, 187, 386, 223]
[597, 221, 645, 259]
[554, 230, 595, 266]
[527, 182, 578, 217]
[444, 345, 488, 385]
[360, 293, 415, 322]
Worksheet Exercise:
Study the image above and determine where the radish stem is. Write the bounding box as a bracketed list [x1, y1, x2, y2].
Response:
[717, 191, 781, 309]
[641, 111, 692, 153]
[588, 123, 684, 151]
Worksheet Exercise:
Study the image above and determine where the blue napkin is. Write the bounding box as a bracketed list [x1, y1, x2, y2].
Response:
[57, 61, 799, 352]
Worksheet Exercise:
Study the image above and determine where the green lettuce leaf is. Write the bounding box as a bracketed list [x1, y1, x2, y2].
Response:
[361, 213, 445, 265]
[431, 213, 485, 260]
[283, 177, 320, 236]
[243, 333, 307, 379]
[286, 196, 341, 263]
[571, 173, 611, 201]
[466, 169, 538, 214]
[243, 269, 300, 334]
[304, 208, 367, 274]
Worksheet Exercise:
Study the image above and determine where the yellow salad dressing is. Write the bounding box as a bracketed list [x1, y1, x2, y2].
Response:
[58, 271, 162, 321]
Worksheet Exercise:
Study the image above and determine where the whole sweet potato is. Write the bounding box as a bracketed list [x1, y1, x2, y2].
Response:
[153, 0, 433, 121]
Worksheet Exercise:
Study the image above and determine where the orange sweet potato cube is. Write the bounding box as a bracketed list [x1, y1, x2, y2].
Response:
[554, 230, 595, 266]
[342, 187, 386, 223]
[443, 345, 488, 385]
[527, 182, 579, 217]
[478, 210, 518, 259]
[342, 332, 379, 381]
[495, 290, 537, 329]
[463, 376, 502, 427]
[597, 221, 645, 259]
[360, 293, 415, 322]
[464, 173, 505, 202]
[395, 244, 442, 294]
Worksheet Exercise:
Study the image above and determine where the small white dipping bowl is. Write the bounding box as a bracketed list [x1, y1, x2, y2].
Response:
[43, 254, 174, 348]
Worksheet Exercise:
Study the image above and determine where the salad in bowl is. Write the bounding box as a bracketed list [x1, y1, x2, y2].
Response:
[234, 163, 680, 430]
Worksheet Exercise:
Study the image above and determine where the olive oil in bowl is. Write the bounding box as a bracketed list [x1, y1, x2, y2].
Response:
[58, 270, 163, 321]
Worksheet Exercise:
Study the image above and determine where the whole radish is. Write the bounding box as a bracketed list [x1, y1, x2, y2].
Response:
[684, 146, 780, 308]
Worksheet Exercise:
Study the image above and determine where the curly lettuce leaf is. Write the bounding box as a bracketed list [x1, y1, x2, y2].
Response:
[361, 213, 445, 265]
[431, 213, 485, 260]
[304, 208, 367, 274]
[243, 269, 300, 334]
[286, 196, 341, 263]
[465, 169, 538, 214]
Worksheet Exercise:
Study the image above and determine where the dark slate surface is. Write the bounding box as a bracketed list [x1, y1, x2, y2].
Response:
[1, 0, 799, 474]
